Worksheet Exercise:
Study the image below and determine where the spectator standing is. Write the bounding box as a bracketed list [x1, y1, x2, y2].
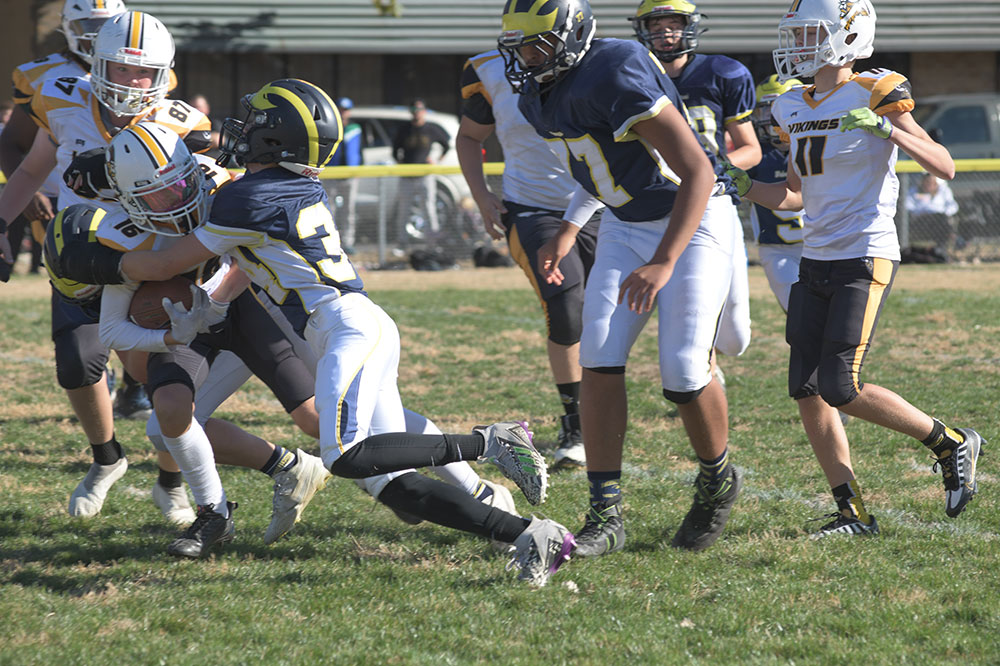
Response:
[329, 97, 362, 253]
[392, 99, 450, 244]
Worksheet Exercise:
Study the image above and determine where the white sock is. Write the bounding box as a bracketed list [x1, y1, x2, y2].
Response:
[431, 461, 481, 496]
[162, 419, 227, 515]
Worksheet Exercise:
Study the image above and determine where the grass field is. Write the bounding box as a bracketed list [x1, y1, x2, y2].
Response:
[1, 264, 998, 665]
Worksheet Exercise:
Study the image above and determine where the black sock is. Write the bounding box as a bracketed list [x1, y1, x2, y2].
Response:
[832, 479, 872, 524]
[158, 468, 183, 489]
[587, 470, 621, 507]
[261, 446, 297, 476]
[922, 418, 964, 453]
[330, 433, 482, 478]
[91, 437, 124, 466]
[378, 472, 529, 543]
[697, 449, 732, 493]
[556, 382, 580, 416]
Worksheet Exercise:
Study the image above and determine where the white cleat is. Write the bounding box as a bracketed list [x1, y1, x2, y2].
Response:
[475, 421, 548, 505]
[264, 450, 331, 544]
[68, 457, 128, 517]
[508, 516, 576, 587]
[152, 481, 197, 526]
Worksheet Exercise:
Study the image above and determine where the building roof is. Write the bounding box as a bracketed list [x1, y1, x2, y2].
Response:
[127, 1, 1000, 54]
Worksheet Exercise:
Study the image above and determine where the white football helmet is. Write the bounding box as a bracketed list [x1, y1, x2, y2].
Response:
[772, 0, 876, 82]
[91, 11, 174, 116]
[60, 0, 127, 65]
[106, 122, 207, 236]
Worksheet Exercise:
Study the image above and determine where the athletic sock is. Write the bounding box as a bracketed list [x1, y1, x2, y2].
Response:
[472, 480, 495, 503]
[157, 468, 183, 489]
[587, 470, 621, 507]
[697, 448, 732, 494]
[122, 370, 141, 389]
[261, 446, 297, 477]
[922, 418, 965, 455]
[162, 419, 226, 513]
[832, 479, 872, 525]
[91, 437, 124, 466]
[556, 381, 580, 416]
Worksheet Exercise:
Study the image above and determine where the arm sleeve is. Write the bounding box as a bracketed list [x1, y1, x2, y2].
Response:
[460, 60, 496, 126]
[99, 283, 170, 353]
[563, 185, 604, 228]
[870, 73, 915, 115]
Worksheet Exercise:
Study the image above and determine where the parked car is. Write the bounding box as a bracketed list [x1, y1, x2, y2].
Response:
[333, 105, 483, 250]
[910, 93, 1000, 159]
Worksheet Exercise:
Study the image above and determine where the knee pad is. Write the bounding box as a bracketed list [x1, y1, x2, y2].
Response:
[545, 285, 584, 346]
[53, 327, 108, 389]
[662, 384, 707, 405]
[586, 365, 626, 375]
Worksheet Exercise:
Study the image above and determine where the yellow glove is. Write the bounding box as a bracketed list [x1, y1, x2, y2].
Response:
[839, 107, 893, 139]
[723, 161, 752, 197]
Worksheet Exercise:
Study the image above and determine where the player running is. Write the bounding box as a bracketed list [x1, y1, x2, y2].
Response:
[727, 0, 984, 536]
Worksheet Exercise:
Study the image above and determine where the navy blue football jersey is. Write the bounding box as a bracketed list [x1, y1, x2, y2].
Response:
[517, 38, 730, 222]
[196, 167, 365, 335]
[671, 54, 756, 159]
[747, 146, 803, 245]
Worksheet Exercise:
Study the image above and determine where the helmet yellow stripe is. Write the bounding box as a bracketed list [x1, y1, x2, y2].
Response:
[129, 124, 169, 166]
[253, 84, 320, 167]
[129, 12, 143, 49]
[502, 0, 561, 36]
[95, 0, 105, 8]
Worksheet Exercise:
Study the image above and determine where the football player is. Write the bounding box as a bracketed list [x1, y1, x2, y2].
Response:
[747, 74, 805, 312]
[0, 0, 125, 279]
[727, 0, 984, 536]
[0, 11, 210, 525]
[631, 0, 757, 367]
[499, 0, 741, 557]
[57, 80, 574, 586]
[456, 47, 603, 470]
[56, 122, 520, 553]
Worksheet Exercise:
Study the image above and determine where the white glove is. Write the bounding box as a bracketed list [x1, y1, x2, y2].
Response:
[205, 295, 230, 329]
[164, 285, 212, 345]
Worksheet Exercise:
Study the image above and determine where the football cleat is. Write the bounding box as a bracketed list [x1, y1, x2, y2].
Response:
[933, 427, 984, 518]
[167, 502, 237, 558]
[68, 457, 128, 517]
[508, 516, 576, 587]
[553, 413, 586, 470]
[264, 451, 331, 544]
[810, 512, 879, 539]
[671, 467, 742, 552]
[152, 481, 196, 526]
[573, 500, 626, 558]
[475, 421, 548, 505]
[113, 381, 153, 421]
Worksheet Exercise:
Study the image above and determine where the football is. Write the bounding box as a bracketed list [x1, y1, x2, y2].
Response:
[129, 276, 195, 329]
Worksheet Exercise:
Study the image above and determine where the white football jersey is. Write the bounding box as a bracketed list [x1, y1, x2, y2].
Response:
[31, 76, 212, 212]
[97, 155, 233, 353]
[12, 53, 88, 197]
[461, 50, 578, 211]
[771, 68, 915, 261]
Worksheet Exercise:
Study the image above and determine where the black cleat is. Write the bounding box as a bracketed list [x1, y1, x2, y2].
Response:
[809, 512, 879, 539]
[671, 468, 742, 552]
[114, 381, 153, 420]
[573, 500, 625, 558]
[168, 502, 237, 559]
